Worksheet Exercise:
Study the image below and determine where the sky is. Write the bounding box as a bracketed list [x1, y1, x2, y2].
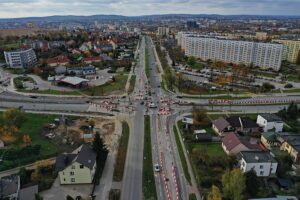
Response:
[0, 0, 300, 18]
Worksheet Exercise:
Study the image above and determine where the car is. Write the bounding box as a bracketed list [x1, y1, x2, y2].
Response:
[45, 133, 55, 139]
[149, 103, 157, 108]
[30, 96, 38, 99]
[176, 95, 183, 99]
[140, 101, 144, 105]
[154, 164, 160, 172]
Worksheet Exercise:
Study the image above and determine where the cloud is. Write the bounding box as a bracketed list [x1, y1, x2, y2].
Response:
[0, 0, 299, 18]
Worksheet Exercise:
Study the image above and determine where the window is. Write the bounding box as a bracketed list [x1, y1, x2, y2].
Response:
[80, 165, 84, 169]
[71, 165, 75, 169]
[70, 172, 74, 176]
[64, 178, 66, 181]
[71, 178, 75, 182]
[260, 171, 263, 176]
[260, 165, 263, 169]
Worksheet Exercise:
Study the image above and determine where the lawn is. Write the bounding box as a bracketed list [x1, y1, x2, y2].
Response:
[128, 75, 136, 94]
[82, 74, 128, 96]
[20, 89, 83, 96]
[173, 125, 191, 184]
[0, 113, 59, 171]
[189, 193, 197, 200]
[186, 143, 226, 157]
[142, 115, 157, 200]
[145, 48, 150, 79]
[113, 122, 130, 182]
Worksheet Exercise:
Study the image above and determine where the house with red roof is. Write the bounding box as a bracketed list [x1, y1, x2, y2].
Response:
[83, 56, 102, 64]
[47, 55, 69, 67]
[221, 132, 260, 155]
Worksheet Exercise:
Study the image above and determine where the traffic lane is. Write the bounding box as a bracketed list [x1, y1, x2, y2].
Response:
[177, 104, 288, 113]
[167, 115, 188, 200]
[151, 113, 166, 200]
[0, 91, 89, 104]
[0, 101, 89, 112]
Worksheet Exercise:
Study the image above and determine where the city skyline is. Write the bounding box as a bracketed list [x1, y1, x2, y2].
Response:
[0, 0, 300, 19]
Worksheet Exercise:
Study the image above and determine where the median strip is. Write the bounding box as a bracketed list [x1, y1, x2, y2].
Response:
[143, 115, 157, 200]
[173, 125, 191, 184]
[113, 121, 130, 182]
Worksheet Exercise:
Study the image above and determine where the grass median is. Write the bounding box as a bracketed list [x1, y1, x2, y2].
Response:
[173, 125, 191, 184]
[113, 122, 130, 182]
[143, 115, 157, 200]
[128, 75, 136, 94]
[145, 48, 150, 80]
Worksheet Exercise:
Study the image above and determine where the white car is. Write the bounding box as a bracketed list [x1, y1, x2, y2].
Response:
[149, 103, 157, 108]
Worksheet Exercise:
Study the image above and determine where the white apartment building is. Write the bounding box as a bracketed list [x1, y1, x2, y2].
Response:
[272, 39, 300, 63]
[177, 32, 283, 71]
[157, 27, 169, 36]
[4, 48, 37, 68]
[239, 151, 278, 177]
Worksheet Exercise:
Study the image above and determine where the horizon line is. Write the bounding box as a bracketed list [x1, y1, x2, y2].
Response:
[1, 13, 300, 20]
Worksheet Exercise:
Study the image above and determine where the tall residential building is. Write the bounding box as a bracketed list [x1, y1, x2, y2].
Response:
[256, 32, 268, 41]
[157, 27, 169, 36]
[178, 32, 283, 71]
[272, 39, 300, 63]
[4, 48, 37, 68]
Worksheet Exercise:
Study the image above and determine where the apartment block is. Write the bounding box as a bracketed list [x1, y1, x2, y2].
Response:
[4, 48, 37, 68]
[273, 39, 300, 63]
[178, 32, 283, 71]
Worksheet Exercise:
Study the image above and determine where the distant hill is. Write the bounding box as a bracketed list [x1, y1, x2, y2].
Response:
[0, 14, 299, 22]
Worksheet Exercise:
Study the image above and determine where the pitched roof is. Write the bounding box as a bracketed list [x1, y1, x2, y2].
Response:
[212, 117, 230, 131]
[19, 185, 38, 200]
[240, 151, 277, 163]
[55, 144, 97, 171]
[226, 116, 241, 128]
[259, 113, 283, 122]
[47, 55, 69, 64]
[241, 118, 259, 128]
[55, 154, 77, 171]
[262, 132, 277, 142]
[60, 76, 89, 85]
[226, 116, 259, 129]
[222, 132, 259, 151]
[83, 56, 102, 62]
[0, 175, 19, 197]
[222, 132, 244, 151]
[75, 144, 97, 169]
[280, 134, 300, 153]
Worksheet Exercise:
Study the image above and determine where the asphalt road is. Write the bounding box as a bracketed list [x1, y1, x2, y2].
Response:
[146, 36, 189, 200]
[121, 37, 146, 200]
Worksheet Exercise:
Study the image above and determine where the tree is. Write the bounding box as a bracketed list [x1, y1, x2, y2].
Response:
[92, 132, 108, 160]
[207, 185, 222, 200]
[19, 167, 29, 186]
[2, 108, 25, 128]
[23, 134, 32, 146]
[222, 169, 245, 200]
[35, 194, 44, 200]
[192, 106, 210, 126]
[276, 153, 293, 178]
[88, 119, 96, 128]
[245, 169, 260, 196]
[187, 56, 196, 68]
[261, 82, 275, 92]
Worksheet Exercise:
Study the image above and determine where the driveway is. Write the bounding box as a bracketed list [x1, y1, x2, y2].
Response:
[41, 178, 93, 200]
